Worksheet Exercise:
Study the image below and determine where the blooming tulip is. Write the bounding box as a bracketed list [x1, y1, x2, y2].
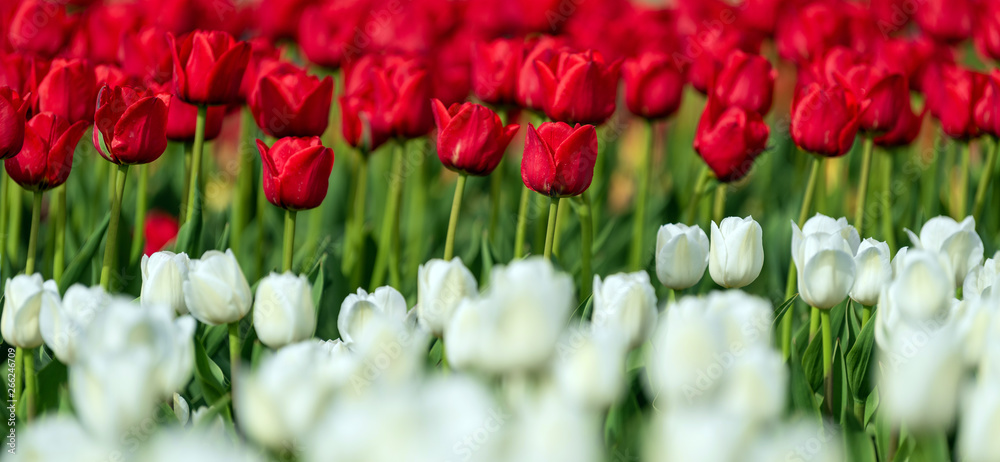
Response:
[693, 94, 770, 182]
[471, 38, 522, 106]
[141, 251, 191, 315]
[790, 83, 862, 157]
[182, 249, 253, 325]
[249, 62, 333, 138]
[0, 86, 28, 159]
[167, 30, 251, 106]
[709, 216, 765, 289]
[339, 55, 432, 152]
[416, 258, 478, 336]
[927, 65, 987, 139]
[591, 271, 657, 350]
[40, 284, 108, 364]
[37, 59, 97, 125]
[622, 51, 685, 120]
[5, 113, 88, 191]
[430, 99, 520, 177]
[554, 328, 626, 409]
[915, 0, 973, 44]
[7, 0, 76, 59]
[93, 85, 171, 165]
[686, 26, 762, 95]
[849, 239, 892, 306]
[252, 272, 316, 349]
[976, 4, 1000, 62]
[339, 286, 408, 345]
[791, 222, 856, 310]
[712, 50, 775, 116]
[654, 223, 710, 290]
[974, 71, 1000, 138]
[904, 216, 984, 285]
[1, 273, 58, 348]
[536, 49, 621, 125]
[521, 122, 598, 198]
[256, 136, 335, 211]
[516, 36, 563, 111]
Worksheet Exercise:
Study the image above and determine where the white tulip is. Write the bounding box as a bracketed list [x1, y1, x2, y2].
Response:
[877, 249, 954, 341]
[70, 345, 159, 440]
[416, 257, 477, 336]
[891, 245, 909, 277]
[644, 407, 754, 462]
[141, 251, 190, 315]
[183, 249, 252, 325]
[881, 324, 963, 430]
[553, 328, 627, 409]
[800, 213, 861, 253]
[138, 430, 266, 462]
[963, 251, 1000, 300]
[38, 284, 107, 364]
[655, 223, 710, 289]
[717, 347, 786, 423]
[591, 271, 657, 350]
[791, 227, 856, 309]
[15, 416, 113, 462]
[905, 215, 984, 285]
[338, 286, 407, 344]
[253, 272, 316, 348]
[850, 238, 892, 306]
[709, 216, 764, 288]
[959, 374, 1000, 461]
[506, 391, 603, 462]
[2, 273, 59, 348]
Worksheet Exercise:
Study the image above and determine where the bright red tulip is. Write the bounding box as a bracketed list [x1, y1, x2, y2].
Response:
[4, 113, 87, 191]
[915, 0, 973, 45]
[693, 93, 770, 182]
[791, 83, 862, 157]
[841, 67, 909, 133]
[249, 61, 333, 138]
[0, 87, 28, 160]
[775, 1, 849, 64]
[712, 50, 775, 116]
[298, 0, 368, 69]
[255, 136, 335, 211]
[471, 38, 522, 107]
[0, 53, 49, 98]
[974, 71, 1000, 138]
[93, 85, 171, 165]
[95, 64, 133, 88]
[685, 27, 762, 95]
[976, 5, 1000, 62]
[237, 38, 282, 102]
[927, 65, 987, 139]
[536, 49, 621, 125]
[521, 122, 598, 198]
[167, 30, 251, 106]
[37, 59, 97, 124]
[623, 51, 685, 120]
[431, 99, 520, 177]
[7, 0, 76, 59]
[874, 104, 925, 148]
[340, 56, 391, 154]
[119, 26, 174, 85]
[516, 36, 563, 111]
[143, 210, 180, 256]
[739, 0, 785, 35]
[339, 54, 433, 152]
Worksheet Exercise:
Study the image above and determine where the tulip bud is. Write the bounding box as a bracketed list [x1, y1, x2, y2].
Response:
[775, 2, 849, 64]
[712, 50, 775, 116]
[40, 284, 108, 365]
[623, 51, 685, 120]
[0, 86, 28, 160]
[298, 2, 366, 70]
[256, 136, 335, 211]
[2, 274, 59, 348]
[694, 94, 770, 182]
[799, 213, 863, 253]
[339, 55, 393, 154]
[521, 122, 598, 197]
[904, 216, 984, 286]
[430, 100, 520, 177]
[5, 113, 88, 192]
[471, 38, 522, 106]
[655, 223, 710, 290]
[874, 103, 925, 148]
[93, 85, 171, 165]
[416, 258, 478, 337]
[536, 49, 621, 125]
[791, 224, 857, 310]
[141, 251, 191, 315]
[182, 249, 253, 325]
[252, 272, 316, 349]
[554, 328, 627, 409]
[167, 30, 251, 105]
[709, 216, 765, 289]
[591, 271, 657, 350]
[143, 211, 180, 256]
[250, 63, 333, 138]
[790, 83, 862, 157]
[849, 239, 892, 306]
[338, 286, 408, 345]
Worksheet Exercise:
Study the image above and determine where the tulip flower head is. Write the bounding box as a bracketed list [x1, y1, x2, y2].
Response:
[256, 136, 335, 211]
[182, 249, 253, 326]
[167, 30, 251, 106]
[622, 51, 685, 120]
[338, 286, 408, 345]
[93, 85, 171, 165]
[5, 112, 88, 191]
[694, 93, 770, 182]
[7, 0, 76, 58]
[791, 82, 863, 157]
[0, 86, 28, 160]
[712, 50, 775, 116]
[915, 0, 973, 44]
[340, 55, 433, 152]
[516, 35, 564, 112]
[141, 251, 191, 316]
[536, 49, 621, 125]
[904, 216, 984, 286]
[974, 71, 1000, 138]
[791, 215, 859, 310]
[521, 122, 598, 198]
[655, 223, 710, 290]
[40, 284, 109, 364]
[2, 273, 59, 348]
[143, 211, 180, 256]
[963, 252, 1000, 300]
[430, 99, 519, 177]
[591, 271, 658, 350]
[417, 258, 478, 337]
[553, 328, 627, 409]
[471, 37, 523, 106]
[249, 62, 333, 138]
[927, 65, 987, 139]
[37, 58, 98, 124]
[253, 272, 316, 349]
[850, 238, 892, 306]
[709, 216, 765, 289]
[841, 66, 909, 134]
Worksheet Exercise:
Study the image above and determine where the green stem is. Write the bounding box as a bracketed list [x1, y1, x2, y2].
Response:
[231, 107, 256, 256]
[25, 191, 42, 275]
[810, 306, 820, 339]
[349, 155, 368, 289]
[575, 193, 593, 298]
[12, 348, 21, 415]
[282, 210, 296, 273]
[551, 198, 566, 257]
[782, 155, 822, 359]
[184, 105, 207, 226]
[228, 321, 240, 421]
[543, 197, 559, 260]
[684, 166, 712, 224]
[861, 305, 872, 328]
[101, 165, 129, 290]
[53, 185, 66, 284]
[256, 152, 267, 279]
[370, 142, 404, 289]
[7, 182, 21, 263]
[404, 143, 426, 283]
[880, 150, 896, 252]
[956, 141, 970, 218]
[667, 288, 676, 305]
[629, 121, 654, 271]
[488, 159, 503, 243]
[130, 165, 149, 262]
[22, 348, 34, 421]
[180, 141, 192, 224]
[821, 309, 832, 377]
[972, 137, 999, 222]
[444, 174, 467, 261]
[712, 183, 727, 224]
[0, 169, 7, 280]
[513, 186, 530, 258]
[854, 136, 874, 235]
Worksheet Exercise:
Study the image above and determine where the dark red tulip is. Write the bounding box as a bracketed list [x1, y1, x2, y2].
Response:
[0, 53, 49, 97]
[93, 85, 170, 165]
[516, 36, 564, 112]
[874, 104, 925, 148]
[622, 51, 685, 120]
[927, 65, 987, 139]
[237, 38, 282, 102]
[521, 122, 598, 198]
[167, 30, 251, 106]
[119, 26, 174, 85]
[975, 5, 1000, 63]
[791, 83, 862, 157]
[841, 67, 909, 133]
[7, 0, 76, 59]
[143, 210, 180, 256]
[36, 59, 96, 125]
[915, 0, 973, 45]
[739, 0, 785, 35]
[472, 38, 522, 107]
[0, 87, 28, 160]
[974, 71, 1000, 138]
[693, 93, 770, 182]
[380, 55, 433, 139]
[775, 1, 849, 64]
[431, 99, 520, 177]
[340, 56, 391, 154]
[685, 27, 761, 95]
[536, 49, 621, 125]
[4, 113, 87, 191]
[255, 136, 334, 211]
[249, 61, 332, 138]
[712, 50, 775, 116]
[298, 0, 368, 69]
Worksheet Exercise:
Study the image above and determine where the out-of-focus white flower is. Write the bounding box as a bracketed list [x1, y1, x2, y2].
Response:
[891, 245, 909, 277]
[644, 406, 754, 462]
[655, 223, 710, 290]
[959, 372, 1000, 461]
[850, 238, 892, 306]
[591, 271, 657, 350]
[799, 213, 861, 253]
[444, 257, 574, 374]
[875, 249, 955, 351]
[14, 416, 113, 462]
[39, 284, 108, 364]
[183, 249, 252, 325]
[174, 392, 190, 425]
[2, 273, 59, 348]
[506, 392, 603, 462]
[951, 294, 1000, 366]
[138, 430, 265, 462]
[718, 347, 787, 422]
[416, 257, 477, 336]
[709, 216, 764, 288]
[338, 286, 408, 344]
[905, 215, 984, 285]
[964, 251, 1000, 300]
[746, 420, 844, 462]
[141, 251, 190, 315]
[792, 223, 856, 309]
[252, 272, 316, 349]
[881, 323, 964, 430]
[553, 328, 627, 409]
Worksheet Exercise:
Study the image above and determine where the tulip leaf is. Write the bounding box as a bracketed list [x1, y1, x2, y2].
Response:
[771, 294, 798, 327]
[909, 432, 949, 462]
[215, 223, 230, 251]
[843, 417, 878, 462]
[830, 339, 850, 423]
[846, 313, 877, 401]
[802, 332, 824, 393]
[789, 324, 820, 418]
[58, 211, 111, 293]
[311, 262, 325, 322]
[480, 234, 494, 287]
[35, 358, 67, 415]
[864, 386, 880, 429]
[174, 196, 203, 256]
[201, 324, 229, 358]
[194, 335, 226, 404]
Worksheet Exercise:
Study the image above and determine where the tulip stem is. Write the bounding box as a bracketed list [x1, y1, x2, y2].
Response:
[232, 107, 256, 257]
[349, 155, 368, 290]
[101, 165, 129, 291]
[513, 186, 530, 258]
[0, 169, 7, 281]
[22, 348, 34, 421]
[283, 210, 296, 273]
[574, 193, 593, 298]
[228, 321, 240, 421]
[130, 165, 149, 263]
[781, 155, 822, 359]
[444, 174, 467, 261]
[11, 348, 21, 416]
[629, 121, 654, 271]
[185, 105, 207, 226]
[371, 143, 404, 289]
[25, 191, 41, 275]
[880, 150, 896, 252]
[956, 141, 970, 219]
[972, 137, 999, 222]
[53, 185, 66, 284]
[712, 184, 727, 224]
[821, 309, 831, 378]
[488, 160, 503, 244]
[684, 166, 712, 225]
[543, 197, 559, 260]
[861, 305, 872, 328]
[854, 136, 874, 236]
[180, 141, 192, 224]
[7, 183, 21, 263]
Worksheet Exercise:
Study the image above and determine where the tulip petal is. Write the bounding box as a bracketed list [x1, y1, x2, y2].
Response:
[205, 42, 251, 105]
[110, 97, 169, 165]
[800, 249, 856, 310]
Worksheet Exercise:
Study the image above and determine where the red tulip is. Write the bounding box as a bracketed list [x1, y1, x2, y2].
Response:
[739, 0, 785, 35]
[249, 61, 333, 138]
[874, 104, 925, 148]
[429, 32, 473, 106]
[623, 51, 685, 120]
[693, 93, 770, 182]
[712, 50, 775, 116]
[7, 0, 76, 59]
[521, 122, 598, 198]
[37, 59, 97, 124]
[431, 99, 520, 177]
[255, 136, 335, 211]
[841, 67, 909, 134]
[915, 0, 973, 45]
[0, 87, 28, 160]
[4, 113, 87, 191]
[93, 85, 171, 165]
[298, 0, 368, 69]
[254, 0, 317, 41]
[974, 71, 1000, 138]
[536, 49, 621, 125]
[66, 3, 140, 65]
[471, 38, 522, 107]
[143, 210, 180, 256]
[95, 64, 133, 88]
[376, 55, 434, 139]
[927, 65, 987, 139]
[0, 53, 50, 98]
[791, 83, 862, 157]
[516, 36, 564, 111]
[340, 56, 391, 154]
[167, 30, 251, 106]
[237, 38, 282, 102]
[976, 5, 1000, 62]
[119, 26, 174, 85]
[775, 1, 849, 64]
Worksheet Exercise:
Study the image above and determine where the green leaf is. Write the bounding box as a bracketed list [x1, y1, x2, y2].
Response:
[480, 235, 494, 287]
[847, 314, 877, 400]
[35, 359, 68, 415]
[194, 335, 226, 404]
[802, 332, 824, 393]
[174, 192, 203, 256]
[843, 420, 878, 462]
[909, 432, 949, 462]
[201, 324, 229, 358]
[310, 262, 325, 324]
[771, 294, 799, 327]
[864, 386, 880, 429]
[789, 324, 820, 418]
[830, 339, 850, 423]
[58, 212, 111, 293]
[215, 223, 230, 251]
